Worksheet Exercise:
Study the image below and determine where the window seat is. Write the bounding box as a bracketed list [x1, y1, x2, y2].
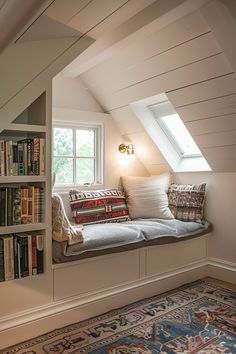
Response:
[52, 193, 212, 263]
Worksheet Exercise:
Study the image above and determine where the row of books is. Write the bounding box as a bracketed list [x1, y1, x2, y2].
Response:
[0, 186, 44, 226]
[0, 138, 45, 176]
[0, 233, 44, 281]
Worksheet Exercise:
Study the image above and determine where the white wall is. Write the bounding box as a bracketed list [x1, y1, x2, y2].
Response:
[52, 76, 149, 188]
[53, 74, 103, 112]
[175, 172, 236, 265]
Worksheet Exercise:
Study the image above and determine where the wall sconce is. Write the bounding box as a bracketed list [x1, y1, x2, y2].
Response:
[118, 143, 134, 155]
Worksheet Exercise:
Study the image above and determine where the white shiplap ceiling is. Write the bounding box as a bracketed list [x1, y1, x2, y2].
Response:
[70, 0, 236, 173]
[1, 0, 236, 172]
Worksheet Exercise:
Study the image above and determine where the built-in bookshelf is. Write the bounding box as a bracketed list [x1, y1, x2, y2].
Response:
[0, 92, 47, 283]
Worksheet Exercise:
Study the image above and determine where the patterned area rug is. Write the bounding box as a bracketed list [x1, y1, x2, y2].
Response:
[1, 280, 236, 353]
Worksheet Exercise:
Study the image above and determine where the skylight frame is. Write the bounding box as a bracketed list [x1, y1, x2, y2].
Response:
[130, 93, 211, 173]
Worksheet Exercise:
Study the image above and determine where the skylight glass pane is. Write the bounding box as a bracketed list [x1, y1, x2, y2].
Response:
[159, 114, 201, 156]
[150, 100, 202, 157]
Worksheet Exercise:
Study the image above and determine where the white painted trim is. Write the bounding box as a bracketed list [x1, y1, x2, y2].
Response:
[207, 257, 236, 285]
[208, 257, 236, 271]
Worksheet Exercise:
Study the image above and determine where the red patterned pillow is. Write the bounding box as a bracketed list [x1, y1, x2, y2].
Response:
[69, 189, 130, 225]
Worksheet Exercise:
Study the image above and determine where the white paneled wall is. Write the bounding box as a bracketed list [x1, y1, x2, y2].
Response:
[80, 4, 236, 173]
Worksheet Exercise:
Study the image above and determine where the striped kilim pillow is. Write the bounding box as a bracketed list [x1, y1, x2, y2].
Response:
[168, 183, 206, 223]
[69, 189, 130, 225]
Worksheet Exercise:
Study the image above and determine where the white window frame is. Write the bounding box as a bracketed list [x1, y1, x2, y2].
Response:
[52, 122, 103, 190]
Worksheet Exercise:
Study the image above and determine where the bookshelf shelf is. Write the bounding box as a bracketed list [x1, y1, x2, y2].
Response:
[1, 124, 46, 134]
[0, 176, 46, 183]
[0, 223, 46, 235]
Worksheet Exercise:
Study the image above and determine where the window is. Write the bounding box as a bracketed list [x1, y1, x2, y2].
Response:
[149, 100, 201, 158]
[53, 124, 102, 186]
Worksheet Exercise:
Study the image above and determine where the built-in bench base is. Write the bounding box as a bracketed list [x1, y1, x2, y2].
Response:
[53, 235, 208, 301]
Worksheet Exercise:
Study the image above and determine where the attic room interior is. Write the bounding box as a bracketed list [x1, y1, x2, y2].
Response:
[0, 0, 236, 352]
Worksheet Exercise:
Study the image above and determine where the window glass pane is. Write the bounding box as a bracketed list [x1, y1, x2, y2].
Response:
[150, 100, 202, 157]
[54, 128, 73, 156]
[76, 129, 95, 157]
[54, 157, 73, 184]
[76, 158, 95, 184]
[160, 114, 201, 156]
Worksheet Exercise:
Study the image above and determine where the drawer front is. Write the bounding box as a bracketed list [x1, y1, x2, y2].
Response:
[54, 250, 140, 301]
[146, 236, 207, 276]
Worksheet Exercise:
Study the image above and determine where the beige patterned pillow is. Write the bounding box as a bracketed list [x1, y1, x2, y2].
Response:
[168, 183, 206, 223]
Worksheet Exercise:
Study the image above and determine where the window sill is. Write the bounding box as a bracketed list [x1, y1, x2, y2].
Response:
[53, 184, 105, 193]
[175, 157, 212, 172]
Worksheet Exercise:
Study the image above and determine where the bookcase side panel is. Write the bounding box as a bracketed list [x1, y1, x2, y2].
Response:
[0, 84, 53, 316]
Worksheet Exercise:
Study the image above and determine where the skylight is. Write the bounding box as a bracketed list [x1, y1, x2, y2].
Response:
[149, 100, 202, 158]
[130, 93, 211, 172]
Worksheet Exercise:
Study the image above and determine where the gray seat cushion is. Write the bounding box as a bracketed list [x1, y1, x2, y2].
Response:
[52, 218, 212, 263]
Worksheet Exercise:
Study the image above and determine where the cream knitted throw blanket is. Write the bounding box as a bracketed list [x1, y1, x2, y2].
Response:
[52, 194, 83, 245]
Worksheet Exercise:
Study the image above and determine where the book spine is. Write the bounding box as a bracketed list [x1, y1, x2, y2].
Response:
[27, 139, 33, 175]
[0, 188, 6, 226]
[31, 234, 37, 276]
[27, 186, 34, 223]
[23, 142, 28, 175]
[8, 140, 13, 176]
[3, 237, 9, 281]
[9, 236, 14, 280]
[0, 189, 3, 226]
[0, 140, 5, 176]
[17, 242, 21, 279]
[5, 187, 8, 226]
[34, 187, 40, 223]
[28, 235, 32, 276]
[7, 187, 13, 226]
[36, 234, 44, 274]
[16, 236, 29, 278]
[39, 138, 45, 175]
[12, 142, 18, 176]
[5, 141, 9, 176]
[32, 138, 40, 175]
[18, 143, 24, 176]
[39, 187, 44, 223]
[21, 187, 28, 224]
[13, 236, 19, 279]
[0, 238, 5, 282]
[3, 237, 14, 281]
[13, 188, 21, 225]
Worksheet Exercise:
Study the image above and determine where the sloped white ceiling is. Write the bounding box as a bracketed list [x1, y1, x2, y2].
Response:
[0, 0, 50, 52]
[63, 0, 236, 173]
[1, 0, 236, 173]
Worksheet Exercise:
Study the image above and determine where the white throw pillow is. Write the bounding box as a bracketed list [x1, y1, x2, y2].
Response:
[121, 173, 174, 219]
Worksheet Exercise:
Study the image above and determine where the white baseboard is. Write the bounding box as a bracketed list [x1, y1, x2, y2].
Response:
[0, 260, 207, 349]
[207, 257, 236, 284]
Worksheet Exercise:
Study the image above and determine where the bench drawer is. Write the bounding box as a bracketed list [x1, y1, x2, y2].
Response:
[146, 236, 207, 276]
[54, 250, 140, 301]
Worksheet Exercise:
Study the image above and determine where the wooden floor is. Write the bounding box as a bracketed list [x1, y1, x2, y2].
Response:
[204, 277, 236, 291]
